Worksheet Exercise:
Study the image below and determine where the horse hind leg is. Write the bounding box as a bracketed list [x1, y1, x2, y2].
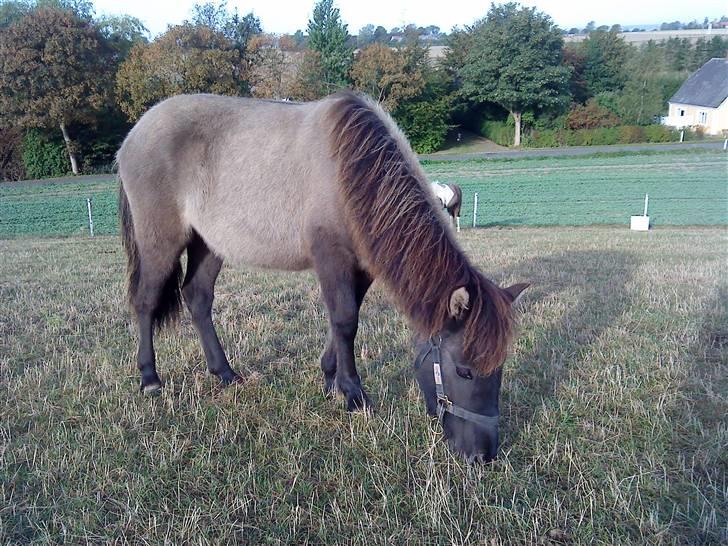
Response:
[182, 232, 241, 385]
[130, 241, 186, 393]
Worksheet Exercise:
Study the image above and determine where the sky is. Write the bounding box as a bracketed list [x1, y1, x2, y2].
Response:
[92, 0, 728, 37]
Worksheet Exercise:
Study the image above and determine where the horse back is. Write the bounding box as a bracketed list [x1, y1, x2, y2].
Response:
[117, 94, 347, 271]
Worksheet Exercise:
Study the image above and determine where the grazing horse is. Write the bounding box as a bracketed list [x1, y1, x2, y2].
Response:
[117, 92, 528, 462]
[431, 181, 463, 232]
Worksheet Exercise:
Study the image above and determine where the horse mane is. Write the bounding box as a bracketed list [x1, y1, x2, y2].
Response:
[327, 91, 514, 375]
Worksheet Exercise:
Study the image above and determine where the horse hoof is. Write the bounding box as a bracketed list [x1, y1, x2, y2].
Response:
[221, 373, 244, 386]
[141, 382, 162, 395]
[346, 390, 373, 413]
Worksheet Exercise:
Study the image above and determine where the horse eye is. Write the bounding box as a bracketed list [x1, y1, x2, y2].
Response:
[455, 366, 473, 380]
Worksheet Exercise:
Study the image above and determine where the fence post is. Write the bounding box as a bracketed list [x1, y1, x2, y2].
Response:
[723, 138, 727, 150]
[680, 130, 684, 143]
[86, 197, 94, 237]
[472, 192, 478, 228]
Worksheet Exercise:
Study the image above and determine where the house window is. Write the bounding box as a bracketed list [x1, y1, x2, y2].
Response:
[678, 108, 685, 117]
[698, 111, 707, 124]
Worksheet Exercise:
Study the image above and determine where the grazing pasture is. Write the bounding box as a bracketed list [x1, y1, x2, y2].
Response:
[0, 148, 725, 238]
[1, 227, 725, 544]
[425, 149, 727, 227]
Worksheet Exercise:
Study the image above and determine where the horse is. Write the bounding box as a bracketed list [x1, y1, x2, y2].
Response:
[117, 91, 529, 463]
[430, 181, 463, 232]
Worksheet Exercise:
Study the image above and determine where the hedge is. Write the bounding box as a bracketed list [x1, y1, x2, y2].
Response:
[523, 125, 680, 148]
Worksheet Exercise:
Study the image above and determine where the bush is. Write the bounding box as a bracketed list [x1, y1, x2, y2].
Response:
[618, 125, 645, 144]
[22, 129, 70, 179]
[683, 126, 705, 141]
[394, 98, 450, 154]
[566, 99, 620, 129]
[643, 125, 675, 143]
[524, 124, 679, 148]
[0, 127, 26, 181]
[479, 120, 514, 146]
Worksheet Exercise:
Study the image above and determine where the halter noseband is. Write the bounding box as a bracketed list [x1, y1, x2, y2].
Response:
[414, 336, 500, 429]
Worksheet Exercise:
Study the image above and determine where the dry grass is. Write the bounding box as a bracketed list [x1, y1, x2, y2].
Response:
[1, 227, 726, 544]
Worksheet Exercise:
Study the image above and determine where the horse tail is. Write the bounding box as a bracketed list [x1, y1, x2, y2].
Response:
[119, 179, 141, 309]
[118, 177, 184, 329]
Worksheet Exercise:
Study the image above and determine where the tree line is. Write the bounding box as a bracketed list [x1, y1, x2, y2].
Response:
[0, 0, 726, 180]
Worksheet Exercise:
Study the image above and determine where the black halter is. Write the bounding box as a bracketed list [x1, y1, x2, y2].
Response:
[414, 336, 500, 428]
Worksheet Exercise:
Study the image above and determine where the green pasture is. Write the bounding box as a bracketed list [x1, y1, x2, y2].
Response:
[0, 149, 726, 238]
[425, 150, 728, 227]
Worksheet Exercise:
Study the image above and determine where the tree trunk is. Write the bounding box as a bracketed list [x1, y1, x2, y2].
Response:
[59, 122, 79, 175]
[512, 111, 522, 147]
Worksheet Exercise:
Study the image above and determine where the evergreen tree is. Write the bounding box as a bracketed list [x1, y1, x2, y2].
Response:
[306, 0, 352, 92]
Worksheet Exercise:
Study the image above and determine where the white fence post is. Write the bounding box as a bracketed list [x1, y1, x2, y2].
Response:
[643, 194, 649, 217]
[86, 197, 94, 237]
[723, 138, 727, 150]
[472, 192, 478, 228]
[680, 130, 684, 143]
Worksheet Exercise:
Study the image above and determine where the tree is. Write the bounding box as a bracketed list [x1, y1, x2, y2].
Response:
[392, 63, 453, 154]
[189, 1, 261, 54]
[96, 14, 148, 62]
[616, 45, 667, 125]
[357, 23, 374, 47]
[307, 0, 353, 92]
[247, 34, 301, 99]
[0, 7, 112, 174]
[350, 43, 426, 110]
[115, 24, 244, 121]
[0, 1, 31, 28]
[562, 45, 589, 104]
[372, 25, 388, 43]
[458, 3, 571, 146]
[288, 49, 327, 100]
[580, 29, 628, 96]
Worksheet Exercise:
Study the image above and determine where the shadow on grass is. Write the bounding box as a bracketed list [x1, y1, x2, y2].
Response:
[666, 283, 727, 543]
[497, 249, 638, 445]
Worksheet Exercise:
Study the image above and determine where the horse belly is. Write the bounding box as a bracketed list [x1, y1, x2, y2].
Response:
[185, 195, 313, 271]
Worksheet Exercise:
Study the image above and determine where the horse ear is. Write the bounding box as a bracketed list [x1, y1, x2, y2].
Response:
[503, 283, 530, 305]
[448, 286, 470, 320]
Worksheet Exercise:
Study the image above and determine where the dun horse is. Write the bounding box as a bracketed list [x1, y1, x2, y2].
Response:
[117, 92, 528, 462]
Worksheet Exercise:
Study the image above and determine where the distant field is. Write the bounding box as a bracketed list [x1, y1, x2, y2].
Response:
[1, 227, 725, 543]
[425, 149, 728, 227]
[0, 149, 726, 238]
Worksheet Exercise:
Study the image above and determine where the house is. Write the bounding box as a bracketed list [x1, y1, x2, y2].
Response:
[663, 58, 728, 135]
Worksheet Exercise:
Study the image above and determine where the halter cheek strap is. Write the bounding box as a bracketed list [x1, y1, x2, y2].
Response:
[414, 337, 500, 429]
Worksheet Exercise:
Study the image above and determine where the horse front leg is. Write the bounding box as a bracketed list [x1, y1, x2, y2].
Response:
[319, 269, 371, 398]
[312, 238, 372, 411]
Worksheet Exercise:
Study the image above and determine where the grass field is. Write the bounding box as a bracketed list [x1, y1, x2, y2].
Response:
[0, 148, 725, 238]
[1, 227, 726, 544]
[424, 149, 727, 227]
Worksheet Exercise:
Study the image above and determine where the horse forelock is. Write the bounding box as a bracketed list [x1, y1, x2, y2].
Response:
[327, 91, 514, 375]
